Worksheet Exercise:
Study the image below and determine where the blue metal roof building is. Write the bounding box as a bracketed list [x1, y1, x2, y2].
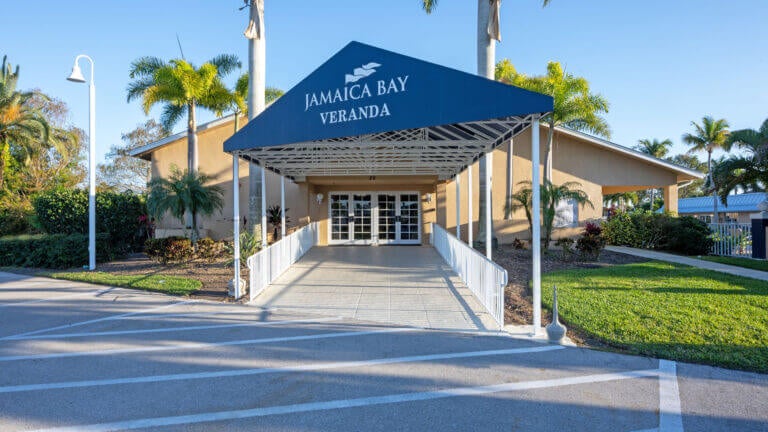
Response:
[677, 192, 766, 214]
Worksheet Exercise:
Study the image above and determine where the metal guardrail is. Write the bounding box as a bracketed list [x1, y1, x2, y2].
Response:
[709, 223, 752, 257]
[430, 223, 508, 327]
[246, 222, 318, 301]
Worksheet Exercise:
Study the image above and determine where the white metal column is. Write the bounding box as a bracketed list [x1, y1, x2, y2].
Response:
[455, 174, 461, 239]
[468, 165, 473, 246]
[261, 167, 268, 247]
[531, 115, 542, 334]
[484, 152, 493, 259]
[280, 176, 286, 239]
[232, 153, 241, 299]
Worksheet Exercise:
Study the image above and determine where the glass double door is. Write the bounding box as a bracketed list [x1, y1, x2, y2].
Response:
[329, 192, 420, 245]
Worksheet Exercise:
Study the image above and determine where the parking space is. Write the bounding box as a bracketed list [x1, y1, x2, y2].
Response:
[252, 246, 499, 331]
[1, 272, 767, 431]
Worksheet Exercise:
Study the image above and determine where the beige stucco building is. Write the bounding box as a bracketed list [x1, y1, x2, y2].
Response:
[130, 115, 702, 246]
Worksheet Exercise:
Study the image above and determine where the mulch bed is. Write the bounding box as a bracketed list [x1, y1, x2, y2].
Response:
[94, 253, 235, 301]
[493, 245, 648, 344]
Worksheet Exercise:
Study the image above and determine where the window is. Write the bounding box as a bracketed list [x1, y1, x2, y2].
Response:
[553, 199, 578, 228]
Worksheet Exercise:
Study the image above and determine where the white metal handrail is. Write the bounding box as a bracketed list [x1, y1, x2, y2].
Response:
[246, 222, 318, 301]
[709, 223, 752, 257]
[430, 223, 507, 327]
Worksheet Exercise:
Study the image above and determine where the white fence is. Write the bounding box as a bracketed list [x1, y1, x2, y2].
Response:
[430, 223, 508, 327]
[709, 223, 752, 257]
[246, 222, 318, 301]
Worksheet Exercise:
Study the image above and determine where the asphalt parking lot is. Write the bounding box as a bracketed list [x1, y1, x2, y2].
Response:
[0, 271, 766, 431]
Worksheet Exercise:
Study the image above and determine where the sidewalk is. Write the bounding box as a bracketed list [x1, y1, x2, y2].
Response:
[606, 246, 768, 282]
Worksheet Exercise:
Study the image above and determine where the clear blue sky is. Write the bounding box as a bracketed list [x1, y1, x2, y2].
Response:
[2, 1, 766, 164]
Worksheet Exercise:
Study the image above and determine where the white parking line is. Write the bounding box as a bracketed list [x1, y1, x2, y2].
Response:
[6, 316, 341, 341]
[0, 345, 564, 394]
[29, 367, 660, 432]
[0, 327, 416, 362]
[0, 300, 196, 341]
[0, 287, 115, 308]
[658, 360, 684, 432]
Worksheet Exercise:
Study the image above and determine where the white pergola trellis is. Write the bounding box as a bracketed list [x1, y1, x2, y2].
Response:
[234, 115, 537, 180]
[230, 113, 545, 333]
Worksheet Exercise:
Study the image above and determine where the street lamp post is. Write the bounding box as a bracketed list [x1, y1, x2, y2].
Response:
[67, 55, 96, 271]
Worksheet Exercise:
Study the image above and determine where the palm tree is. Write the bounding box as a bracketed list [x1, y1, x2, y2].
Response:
[713, 118, 768, 205]
[147, 165, 225, 242]
[0, 56, 49, 190]
[507, 180, 593, 249]
[603, 191, 638, 211]
[497, 61, 610, 182]
[682, 116, 730, 222]
[635, 138, 672, 210]
[421, 0, 553, 247]
[267, 204, 289, 240]
[507, 186, 533, 237]
[227, 73, 283, 133]
[127, 55, 241, 173]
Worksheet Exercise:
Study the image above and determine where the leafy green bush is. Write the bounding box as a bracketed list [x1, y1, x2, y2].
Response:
[196, 237, 223, 263]
[662, 216, 713, 255]
[554, 237, 576, 262]
[576, 222, 606, 261]
[144, 236, 193, 264]
[603, 210, 713, 255]
[0, 234, 115, 268]
[0, 201, 34, 237]
[32, 189, 147, 253]
[602, 211, 639, 246]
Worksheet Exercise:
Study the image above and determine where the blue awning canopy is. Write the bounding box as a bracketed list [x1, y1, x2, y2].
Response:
[225, 41, 553, 180]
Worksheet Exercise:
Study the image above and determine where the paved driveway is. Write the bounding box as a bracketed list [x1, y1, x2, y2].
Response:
[252, 246, 499, 331]
[1, 272, 767, 431]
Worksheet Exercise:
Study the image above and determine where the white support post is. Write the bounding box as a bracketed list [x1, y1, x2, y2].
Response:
[232, 153, 241, 299]
[468, 165, 473, 246]
[455, 173, 461, 239]
[484, 152, 493, 259]
[280, 175, 286, 239]
[261, 166, 268, 247]
[531, 115, 542, 334]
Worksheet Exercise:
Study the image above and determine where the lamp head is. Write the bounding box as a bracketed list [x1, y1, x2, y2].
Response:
[67, 63, 86, 83]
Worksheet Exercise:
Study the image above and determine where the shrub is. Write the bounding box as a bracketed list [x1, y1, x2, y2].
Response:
[0, 233, 115, 268]
[602, 211, 639, 247]
[576, 222, 606, 261]
[196, 237, 223, 262]
[144, 236, 193, 264]
[511, 238, 527, 250]
[0, 201, 34, 237]
[32, 189, 147, 254]
[662, 216, 713, 255]
[603, 210, 713, 255]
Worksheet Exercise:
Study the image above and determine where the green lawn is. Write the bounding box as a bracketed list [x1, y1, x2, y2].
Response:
[696, 255, 768, 272]
[46, 272, 201, 296]
[542, 261, 768, 372]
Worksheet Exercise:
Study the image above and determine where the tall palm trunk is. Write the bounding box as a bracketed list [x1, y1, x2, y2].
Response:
[708, 150, 719, 222]
[543, 119, 554, 182]
[247, 0, 266, 242]
[187, 101, 198, 230]
[476, 0, 495, 247]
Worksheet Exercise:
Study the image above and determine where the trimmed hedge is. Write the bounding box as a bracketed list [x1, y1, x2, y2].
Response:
[32, 189, 147, 253]
[603, 211, 713, 255]
[0, 234, 116, 269]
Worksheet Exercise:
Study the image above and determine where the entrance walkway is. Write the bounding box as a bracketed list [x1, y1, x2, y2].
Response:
[606, 246, 768, 281]
[251, 246, 499, 332]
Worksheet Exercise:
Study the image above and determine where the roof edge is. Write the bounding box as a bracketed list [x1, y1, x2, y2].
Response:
[551, 125, 705, 180]
[128, 114, 238, 160]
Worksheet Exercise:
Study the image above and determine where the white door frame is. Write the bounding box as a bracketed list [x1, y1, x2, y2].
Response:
[328, 191, 421, 245]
